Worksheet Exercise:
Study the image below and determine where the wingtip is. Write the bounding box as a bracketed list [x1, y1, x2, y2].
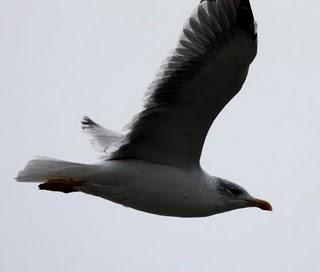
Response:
[237, 0, 256, 39]
[81, 115, 97, 130]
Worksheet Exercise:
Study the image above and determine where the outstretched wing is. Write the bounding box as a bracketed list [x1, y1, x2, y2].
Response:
[81, 116, 123, 154]
[110, 0, 257, 165]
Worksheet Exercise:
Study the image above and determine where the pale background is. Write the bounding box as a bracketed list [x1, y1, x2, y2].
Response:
[1, 0, 320, 271]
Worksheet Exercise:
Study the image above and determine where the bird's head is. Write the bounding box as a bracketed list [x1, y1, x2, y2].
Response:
[214, 178, 272, 213]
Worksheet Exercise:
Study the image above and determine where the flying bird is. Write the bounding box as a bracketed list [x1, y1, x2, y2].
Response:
[16, 0, 272, 217]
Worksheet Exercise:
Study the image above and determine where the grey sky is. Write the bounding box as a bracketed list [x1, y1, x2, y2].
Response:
[1, 0, 320, 271]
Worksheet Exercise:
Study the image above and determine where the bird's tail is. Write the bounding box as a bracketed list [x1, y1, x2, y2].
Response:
[16, 157, 96, 193]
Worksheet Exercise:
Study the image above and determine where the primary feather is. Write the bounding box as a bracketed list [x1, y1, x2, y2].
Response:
[81, 116, 123, 155]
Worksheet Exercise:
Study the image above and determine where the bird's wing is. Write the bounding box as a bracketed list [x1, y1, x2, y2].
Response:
[110, 0, 257, 165]
[81, 116, 123, 154]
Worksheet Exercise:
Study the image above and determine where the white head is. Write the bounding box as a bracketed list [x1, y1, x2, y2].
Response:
[212, 177, 272, 214]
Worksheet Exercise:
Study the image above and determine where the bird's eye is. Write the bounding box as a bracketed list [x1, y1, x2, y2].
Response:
[227, 187, 242, 197]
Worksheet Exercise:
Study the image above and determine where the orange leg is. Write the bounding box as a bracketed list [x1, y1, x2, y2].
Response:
[39, 178, 84, 193]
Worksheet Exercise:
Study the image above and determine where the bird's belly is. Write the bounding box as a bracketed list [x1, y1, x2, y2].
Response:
[81, 160, 213, 217]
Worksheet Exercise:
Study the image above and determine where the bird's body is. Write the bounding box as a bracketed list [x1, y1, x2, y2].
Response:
[79, 160, 216, 217]
[16, 0, 272, 217]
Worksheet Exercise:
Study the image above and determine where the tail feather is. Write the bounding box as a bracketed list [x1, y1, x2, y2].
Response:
[16, 156, 94, 183]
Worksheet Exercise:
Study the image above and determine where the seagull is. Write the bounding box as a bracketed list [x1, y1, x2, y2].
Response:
[16, 0, 272, 217]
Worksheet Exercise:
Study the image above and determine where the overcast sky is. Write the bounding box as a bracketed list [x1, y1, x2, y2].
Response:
[1, 0, 320, 271]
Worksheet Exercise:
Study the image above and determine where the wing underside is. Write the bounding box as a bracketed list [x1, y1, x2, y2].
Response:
[110, 0, 257, 165]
